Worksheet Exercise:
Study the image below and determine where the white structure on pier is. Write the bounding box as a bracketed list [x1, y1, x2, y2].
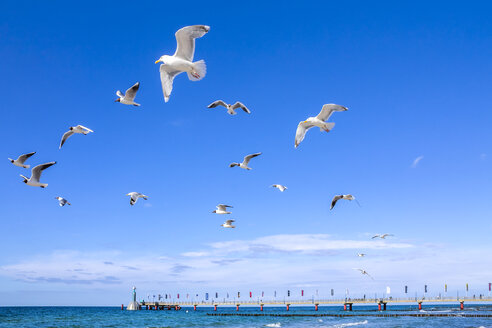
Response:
[127, 286, 140, 311]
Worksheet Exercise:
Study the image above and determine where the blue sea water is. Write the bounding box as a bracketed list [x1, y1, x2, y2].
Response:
[1, 304, 492, 327]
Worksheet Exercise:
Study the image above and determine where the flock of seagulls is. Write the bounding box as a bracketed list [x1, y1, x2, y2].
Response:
[8, 24, 394, 281]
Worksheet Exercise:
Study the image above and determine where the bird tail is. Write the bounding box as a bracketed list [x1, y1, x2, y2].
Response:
[319, 122, 335, 132]
[188, 60, 206, 81]
[133, 103, 141, 106]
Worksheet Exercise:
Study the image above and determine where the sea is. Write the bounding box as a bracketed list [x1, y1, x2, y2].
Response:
[1, 304, 492, 327]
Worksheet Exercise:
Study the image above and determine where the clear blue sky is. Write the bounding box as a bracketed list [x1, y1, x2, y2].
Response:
[1, 1, 491, 305]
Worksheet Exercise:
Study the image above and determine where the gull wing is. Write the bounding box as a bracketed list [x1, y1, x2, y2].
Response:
[316, 104, 337, 121]
[243, 152, 262, 165]
[217, 204, 233, 211]
[371, 235, 380, 239]
[207, 100, 228, 108]
[116, 90, 124, 98]
[330, 195, 343, 210]
[17, 152, 36, 163]
[294, 121, 315, 148]
[31, 162, 56, 182]
[231, 101, 251, 114]
[77, 125, 94, 133]
[225, 219, 235, 224]
[125, 82, 140, 101]
[160, 65, 182, 103]
[59, 130, 74, 149]
[174, 25, 210, 62]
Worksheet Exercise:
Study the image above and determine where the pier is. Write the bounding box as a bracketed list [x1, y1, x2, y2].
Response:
[134, 297, 492, 311]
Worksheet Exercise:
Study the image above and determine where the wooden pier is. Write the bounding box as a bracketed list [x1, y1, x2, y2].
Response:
[135, 297, 492, 311]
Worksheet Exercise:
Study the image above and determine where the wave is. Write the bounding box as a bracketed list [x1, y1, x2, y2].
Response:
[264, 323, 281, 328]
[332, 320, 368, 328]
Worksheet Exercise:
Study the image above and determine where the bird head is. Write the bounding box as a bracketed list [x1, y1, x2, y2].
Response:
[114, 98, 121, 102]
[69, 127, 74, 131]
[8, 158, 14, 163]
[155, 56, 165, 64]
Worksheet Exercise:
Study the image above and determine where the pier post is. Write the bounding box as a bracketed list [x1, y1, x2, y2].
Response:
[260, 304, 264, 311]
[214, 304, 217, 311]
[378, 303, 381, 311]
[194, 305, 197, 311]
[175, 305, 178, 310]
[349, 303, 353, 311]
[460, 301, 464, 310]
[236, 304, 240, 311]
[315, 303, 318, 311]
[418, 302, 422, 310]
[286, 304, 290, 311]
[344, 304, 347, 311]
[121, 304, 124, 310]
[383, 303, 387, 311]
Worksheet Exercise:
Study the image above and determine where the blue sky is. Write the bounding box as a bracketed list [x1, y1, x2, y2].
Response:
[1, 1, 491, 305]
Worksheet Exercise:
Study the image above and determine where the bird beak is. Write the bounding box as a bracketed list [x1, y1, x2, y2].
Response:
[155, 59, 161, 64]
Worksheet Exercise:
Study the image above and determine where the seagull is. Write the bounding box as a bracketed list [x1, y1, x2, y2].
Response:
[155, 25, 210, 102]
[295, 104, 348, 148]
[354, 268, 374, 280]
[212, 204, 233, 214]
[357, 253, 366, 257]
[221, 219, 236, 228]
[272, 184, 287, 192]
[207, 100, 251, 115]
[371, 234, 393, 239]
[330, 194, 360, 210]
[59, 125, 94, 149]
[126, 192, 148, 206]
[115, 82, 140, 106]
[229, 152, 262, 170]
[55, 197, 71, 207]
[8, 152, 36, 168]
[20, 162, 56, 188]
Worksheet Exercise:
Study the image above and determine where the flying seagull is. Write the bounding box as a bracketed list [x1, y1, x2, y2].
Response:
[213, 204, 233, 214]
[59, 125, 94, 149]
[20, 162, 56, 188]
[295, 104, 348, 148]
[115, 82, 140, 106]
[126, 192, 148, 206]
[354, 268, 374, 280]
[330, 194, 360, 210]
[221, 219, 236, 228]
[229, 152, 262, 170]
[207, 100, 251, 115]
[272, 184, 287, 192]
[357, 253, 366, 257]
[371, 234, 393, 239]
[55, 197, 71, 207]
[8, 152, 36, 168]
[155, 25, 210, 102]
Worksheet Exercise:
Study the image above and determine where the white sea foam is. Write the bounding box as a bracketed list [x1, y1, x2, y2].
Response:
[264, 323, 281, 328]
[331, 320, 368, 328]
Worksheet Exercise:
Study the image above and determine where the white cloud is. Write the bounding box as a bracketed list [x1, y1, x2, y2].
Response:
[411, 155, 424, 168]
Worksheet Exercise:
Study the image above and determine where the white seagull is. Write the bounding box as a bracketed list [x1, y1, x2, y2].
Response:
[155, 25, 210, 102]
[354, 268, 374, 280]
[115, 82, 140, 106]
[8, 152, 36, 168]
[371, 234, 393, 239]
[221, 219, 235, 228]
[295, 104, 348, 148]
[229, 152, 262, 170]
[357, 253, 366, 257]
[126, 192, 148, 206]
[330, 194, 360, 210]
[212, 204, 233, 214]
[59, 125, 94, 149]
[55, 197, 71, 207]
[207, 100, 251, 115]
[271, 184, 287, 192]
[20, 162, 56, 188]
